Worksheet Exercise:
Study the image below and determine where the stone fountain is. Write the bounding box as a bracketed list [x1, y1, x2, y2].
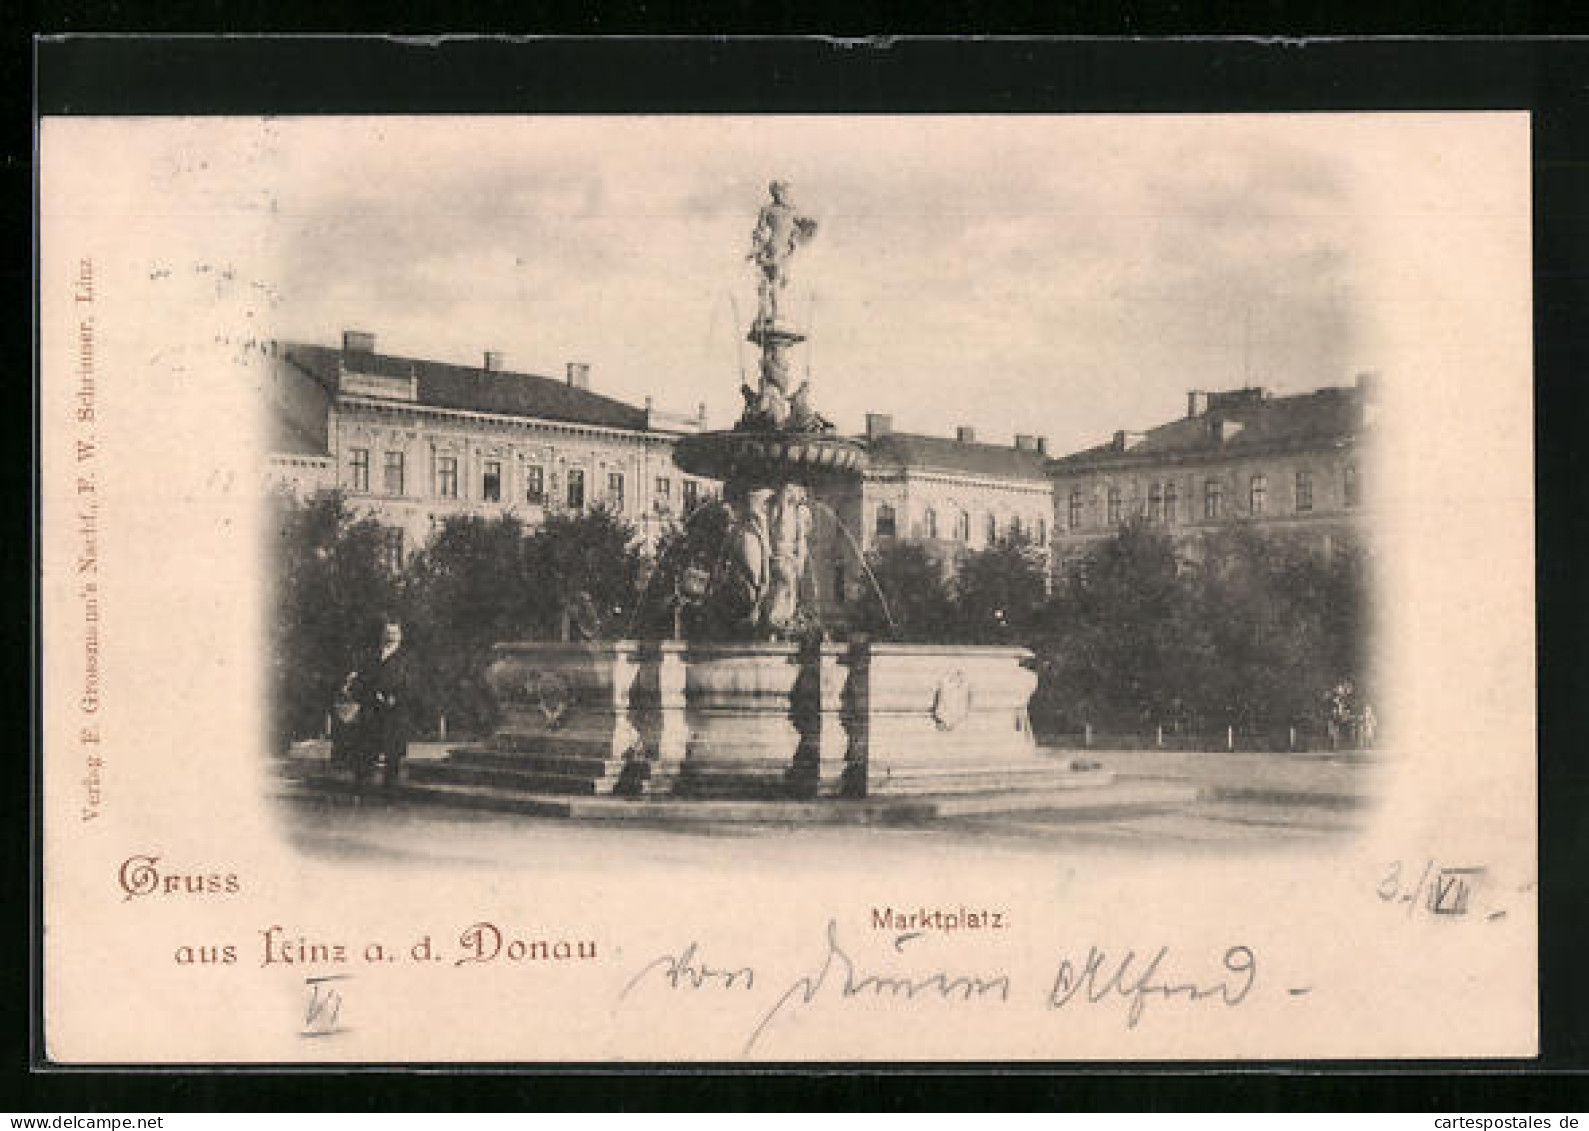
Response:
[413, 183, 1092, 812]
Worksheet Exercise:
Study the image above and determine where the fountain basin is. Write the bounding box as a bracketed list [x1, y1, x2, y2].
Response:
[446, 639, 1072, 802]
[671, 429, 866, 484]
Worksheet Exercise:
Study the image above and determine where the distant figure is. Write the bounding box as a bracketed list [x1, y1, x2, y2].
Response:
[345, 618, 412, 792]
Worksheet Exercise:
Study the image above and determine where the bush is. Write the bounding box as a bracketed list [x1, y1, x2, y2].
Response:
[267, 491, 400, 751]
[853, 542, 957, 642]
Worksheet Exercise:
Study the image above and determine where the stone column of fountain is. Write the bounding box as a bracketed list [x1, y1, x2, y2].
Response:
[666, 181, 866, 797]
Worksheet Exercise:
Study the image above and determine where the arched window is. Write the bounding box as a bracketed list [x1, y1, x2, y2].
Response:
[923, 506, 939, 539]
[1164, 482, 1178, 524]
[1344, 463, 1360, 507]
[1068, 489, 1085, 529]
[1106, 486, 1123, 526]
[954, 509, 970, 541]
[875, 503, 897, 539]
[1249, 473, 1268, 516]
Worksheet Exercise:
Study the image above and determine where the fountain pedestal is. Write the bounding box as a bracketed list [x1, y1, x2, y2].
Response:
[422, 639, 1070, 803]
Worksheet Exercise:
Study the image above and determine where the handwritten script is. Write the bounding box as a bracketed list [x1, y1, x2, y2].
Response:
[620, 920, 1258, 1053]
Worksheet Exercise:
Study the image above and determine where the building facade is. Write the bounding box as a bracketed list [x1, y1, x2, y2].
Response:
[1045, 378, 1374, 570]
[810, 414, 1055, 619]
[266, 331, 719, 564]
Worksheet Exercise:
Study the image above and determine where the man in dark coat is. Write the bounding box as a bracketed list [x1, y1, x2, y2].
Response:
[348, 618, 412, 792]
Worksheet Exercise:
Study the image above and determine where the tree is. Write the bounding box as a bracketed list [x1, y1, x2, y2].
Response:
[1189, 527, 1370, 734]
[853, 541, 957, 642]
[950, 532, 1050, 644]
[267, 490, 400, 751]
[402, 513, 540, 737]
[522, 507, 651, 639]
[637, 498, 733, 640]
[1038, 520, 1210, 733]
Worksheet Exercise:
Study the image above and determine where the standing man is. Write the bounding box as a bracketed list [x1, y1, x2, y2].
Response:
[348, 617, 412, 793]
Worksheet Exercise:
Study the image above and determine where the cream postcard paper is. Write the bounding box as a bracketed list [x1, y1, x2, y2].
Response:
[40, 114, 1535, 1063]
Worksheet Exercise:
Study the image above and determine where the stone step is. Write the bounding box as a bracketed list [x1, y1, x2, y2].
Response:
[388, 780, 1165, 825]
[866, 765, 1099, 796]
[448, 747, 628, 778]
[406, 760, 641, 796]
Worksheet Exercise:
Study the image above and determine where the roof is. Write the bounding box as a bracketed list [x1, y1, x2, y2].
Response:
[268, 410, 330, 458]
[1047, 384, 1363, 472]
[284, 343, 650, 433]
[861, 431, 1051, 481]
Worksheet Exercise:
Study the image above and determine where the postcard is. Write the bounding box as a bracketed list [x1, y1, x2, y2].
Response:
[38, 112, 1535, 1063]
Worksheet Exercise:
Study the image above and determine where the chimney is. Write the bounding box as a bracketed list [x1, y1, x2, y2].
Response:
[483, 350, 505, 372]
[698, 402, 708, 423]
[1014, 433, 1038, 452]
[1187, 390, 1207, 418]
[566, 362, 591, 390]
[342, 330, 376, 356]
[1036, 436, 1049, 455]
[956, 425, 977, 443]
[865, 413, 892, 439]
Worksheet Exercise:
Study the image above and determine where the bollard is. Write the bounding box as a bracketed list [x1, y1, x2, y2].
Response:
[439, 711, 448, 742]
[1156, 725, 1163, 748]
[1084, 723, 1092, 748]
[323, 713, 332, 739]
[1289, 726, 1296, 751]
[1226, 725, 1234, 752]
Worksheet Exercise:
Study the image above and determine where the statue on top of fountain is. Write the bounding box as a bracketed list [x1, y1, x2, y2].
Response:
[748, 180, 818, 326]
[738, 181, 833, 435]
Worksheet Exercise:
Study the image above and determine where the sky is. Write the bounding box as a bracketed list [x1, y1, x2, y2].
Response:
[84, 114, 1486, 454]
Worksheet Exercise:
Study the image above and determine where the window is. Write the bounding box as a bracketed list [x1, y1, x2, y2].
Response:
[1068, 489, 1085, 529]
[1010, 515, 1023, 538]
[1249, 473, 1268, 516]
[567, 468, 586, 510]
[923, 507, 938, 539]
[875, 503, 897, 539]
[436, 456, 458, 499]
[349, 448, 369, 493]
[1148, 483, 1164, 523]
[1295, 470, 1313, 513]
[682, 479, 700, 512]
[1164, 482, 1178, 524]
[985, 513, 998, 545]
[654, 477, 672, 514]
[479, 460, 501, 502]
[608, 472, 625, 509]
[1036, 517, 1048, 546]
[1107, 486, 1123, 526]
[382, 528, 404, 572]
[1204, 479, 1224, 520]
[383, 451, 405, 496]
[1344, 463, 1360, 508]
[526, 465, 545, 504]
[955, 509, 970, 541]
